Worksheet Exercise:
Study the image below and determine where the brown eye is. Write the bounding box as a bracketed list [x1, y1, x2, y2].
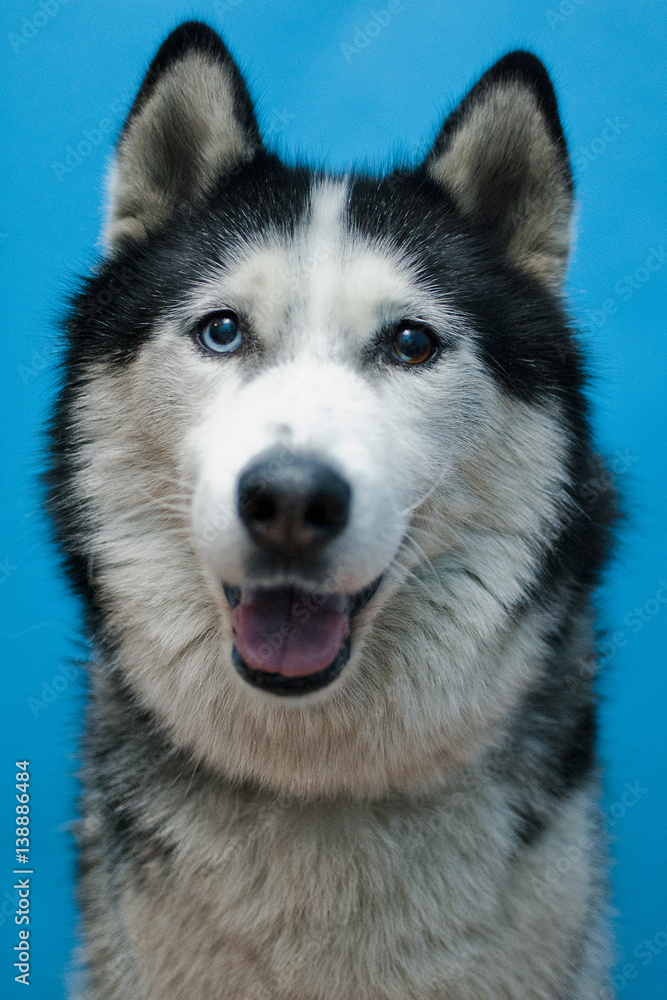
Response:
[391, 325, 437, 365]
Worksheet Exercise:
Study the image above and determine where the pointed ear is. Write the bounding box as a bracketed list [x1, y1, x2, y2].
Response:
[104, 22, 261, 250]
[426, 52, 573, 290]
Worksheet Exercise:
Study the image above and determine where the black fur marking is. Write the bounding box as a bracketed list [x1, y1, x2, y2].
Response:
[79, 668, 202, 881]
[500, 611, 601, 850]
[513, 804, 546, 847]
[556, 700, 596, 790]
[539, 447, 620, 596]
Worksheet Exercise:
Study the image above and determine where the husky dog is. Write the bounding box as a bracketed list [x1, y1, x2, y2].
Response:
[48, 21, 617, 1000]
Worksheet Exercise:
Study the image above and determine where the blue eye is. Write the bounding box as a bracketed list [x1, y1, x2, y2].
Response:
[197, 311, 242, 354]
[391, 324, 436, 364]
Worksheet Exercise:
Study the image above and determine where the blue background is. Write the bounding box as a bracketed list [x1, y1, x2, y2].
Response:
[1, 1, 665, 996]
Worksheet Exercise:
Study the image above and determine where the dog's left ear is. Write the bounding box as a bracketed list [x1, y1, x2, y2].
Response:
[104, 21, 261, 250]
[426, 52, 572, 290]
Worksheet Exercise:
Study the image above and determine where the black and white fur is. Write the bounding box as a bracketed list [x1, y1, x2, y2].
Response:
[48, 22, 617, 999]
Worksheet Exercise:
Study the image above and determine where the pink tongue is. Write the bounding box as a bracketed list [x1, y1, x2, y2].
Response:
[233, 587, 349, 677]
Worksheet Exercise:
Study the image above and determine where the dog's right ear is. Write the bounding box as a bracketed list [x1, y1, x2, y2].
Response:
[104, 22, 261, 251]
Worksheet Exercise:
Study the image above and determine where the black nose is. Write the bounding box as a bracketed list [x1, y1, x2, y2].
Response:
[237, 451, 351, 557]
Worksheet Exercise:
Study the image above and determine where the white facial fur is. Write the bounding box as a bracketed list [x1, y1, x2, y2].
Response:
[186, 181, 481, 595]
[73, 179, 570, 796]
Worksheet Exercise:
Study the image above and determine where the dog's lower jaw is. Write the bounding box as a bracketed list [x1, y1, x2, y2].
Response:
[231, 636, 351, 695]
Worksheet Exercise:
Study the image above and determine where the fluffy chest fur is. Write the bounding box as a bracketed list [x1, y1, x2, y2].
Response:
[83, 725, 601, 1000]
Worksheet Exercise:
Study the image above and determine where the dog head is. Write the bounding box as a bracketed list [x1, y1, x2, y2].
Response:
[51, 23, 606, 796]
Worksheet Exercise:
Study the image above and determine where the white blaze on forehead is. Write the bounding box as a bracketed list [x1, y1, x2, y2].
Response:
[225, 179, 353, 344]
[307, 178, 349, 244]
[177, 180, 352, 346]
[298, 179, 418, 349]
[296, 179, 469, 353]
[177, 175, 459, 359]
[301, 179, 349, 324]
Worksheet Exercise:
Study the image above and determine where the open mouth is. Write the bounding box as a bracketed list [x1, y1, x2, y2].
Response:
[224, 576, 382, 696]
